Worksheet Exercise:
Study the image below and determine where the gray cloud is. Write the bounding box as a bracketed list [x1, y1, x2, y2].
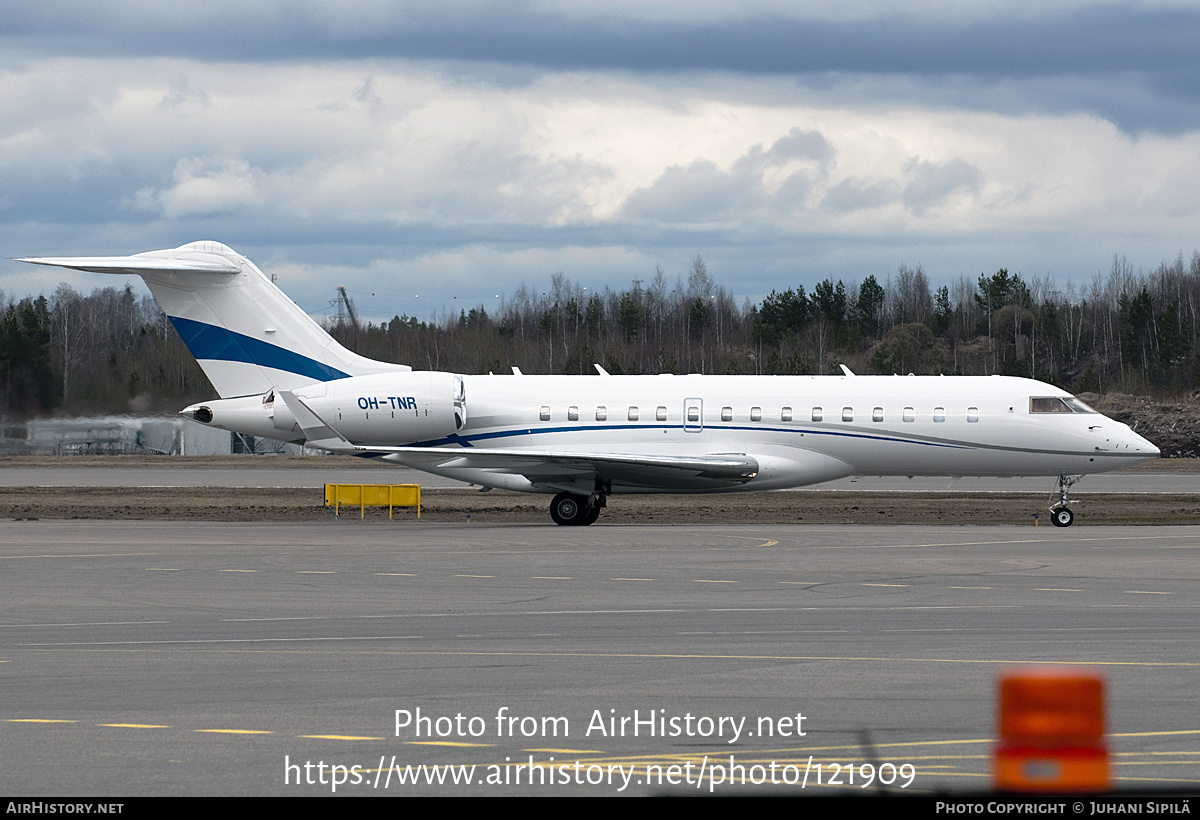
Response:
[764, 128, 834, 164]
[159, 74, 209, 109]
[901, 157, 984, 217]
[3, 2, 1200, 133]
[622, 159, 746, 222]
[2, 4, 1200, 100]
[623, 128, 833, 223]
[2, 2, 1191, 74]
[821, 178, 898, 213]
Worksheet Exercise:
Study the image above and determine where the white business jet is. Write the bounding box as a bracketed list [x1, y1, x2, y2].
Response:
[20, 242, 1159, 526]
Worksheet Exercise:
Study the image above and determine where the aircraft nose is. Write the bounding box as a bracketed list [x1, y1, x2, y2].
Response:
[1122, 427, 1160, 460]
[1135, 431, 1160, 458]
[1090, 420, 1159, 461]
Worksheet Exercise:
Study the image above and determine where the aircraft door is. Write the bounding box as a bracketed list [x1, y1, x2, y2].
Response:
[684, 398, 703, 432]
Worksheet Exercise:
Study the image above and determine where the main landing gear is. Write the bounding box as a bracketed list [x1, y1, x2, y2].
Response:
[549, 484, 607, 526]
[1049, 474, 1080, 527]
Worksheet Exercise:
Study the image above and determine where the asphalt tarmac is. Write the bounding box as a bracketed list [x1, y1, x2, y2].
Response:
[1, 521, 1197, 796]
[2, 464, 1198, 492]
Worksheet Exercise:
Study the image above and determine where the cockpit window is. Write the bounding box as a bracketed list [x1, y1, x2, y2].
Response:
[1030, 396, 1097, 414]
[1030, 397, 1070, 413]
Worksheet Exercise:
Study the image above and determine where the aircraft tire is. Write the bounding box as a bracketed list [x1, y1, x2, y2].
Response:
[550, 492, 589, 526]
[1050, 507, 1074, 528]
[582, 504, 600, 526]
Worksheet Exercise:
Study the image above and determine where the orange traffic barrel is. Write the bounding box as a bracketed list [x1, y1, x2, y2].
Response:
[994, 668, 1109, 791]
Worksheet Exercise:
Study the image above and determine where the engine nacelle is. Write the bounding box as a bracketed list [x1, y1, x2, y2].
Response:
[292, 371, 465, 445]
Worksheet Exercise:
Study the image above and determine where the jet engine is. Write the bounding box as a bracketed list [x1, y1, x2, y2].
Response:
[183, 371, 466, 448]
[291, 371, 465, 445]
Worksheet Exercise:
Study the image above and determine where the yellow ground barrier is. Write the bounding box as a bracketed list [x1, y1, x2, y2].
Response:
[324, 484, 421, 519]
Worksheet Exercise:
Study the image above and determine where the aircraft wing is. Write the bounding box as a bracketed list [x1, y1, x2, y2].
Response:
[276, 389, 758, 490]
[365, 446, 760, 491]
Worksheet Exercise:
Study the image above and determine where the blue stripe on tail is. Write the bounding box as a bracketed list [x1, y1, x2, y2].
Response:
[169, 316, 350, 383]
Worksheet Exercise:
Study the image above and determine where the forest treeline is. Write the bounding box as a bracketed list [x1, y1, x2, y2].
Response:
[4, 251, 1200, 418]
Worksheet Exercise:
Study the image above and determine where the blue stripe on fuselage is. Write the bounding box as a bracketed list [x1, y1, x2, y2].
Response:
[169, 316, 350, 382]
[415, 423, 972, 449]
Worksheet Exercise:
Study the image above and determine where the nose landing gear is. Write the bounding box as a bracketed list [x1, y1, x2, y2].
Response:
[1049, 474, 1080, 527]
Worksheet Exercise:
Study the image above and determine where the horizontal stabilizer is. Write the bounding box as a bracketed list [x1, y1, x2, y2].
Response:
[15, 253, 240, 276]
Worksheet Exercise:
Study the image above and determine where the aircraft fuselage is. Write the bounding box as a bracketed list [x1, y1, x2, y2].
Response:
[369, 373, 1152, 494]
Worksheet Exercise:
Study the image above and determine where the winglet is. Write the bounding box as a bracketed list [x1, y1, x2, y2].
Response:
[839, 364, 856, 376]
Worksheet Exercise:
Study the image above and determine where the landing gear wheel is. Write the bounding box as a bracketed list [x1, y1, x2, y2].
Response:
[1051, 507, 1074, 528]
[550, 492, 590, 526]
[582, 504, 600, 525]
[1048, 475, 1081, 528]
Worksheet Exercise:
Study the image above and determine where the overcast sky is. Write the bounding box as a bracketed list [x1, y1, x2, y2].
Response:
[3, 1, 1200, 321]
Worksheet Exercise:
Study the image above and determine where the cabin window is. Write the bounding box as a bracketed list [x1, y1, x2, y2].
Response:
[568, 406, 579, 421]
[967, 407, 980, 423]
[539, 406, 551, 421]
[628, 406, 639, 421]
[933, 407, 945, 422]
[781, 407, 792, 422]
[656, 406, 668, 421]
[842, 407, 853, 422]
[688, 407, 700, 423]
[903, 407, 915, 422]
[750, 406, 762, 421]
[596, 406, 607, 421]
[812, 407, 823, 422]
[872, 407, 884, 422]
[721, 406, 733, 422]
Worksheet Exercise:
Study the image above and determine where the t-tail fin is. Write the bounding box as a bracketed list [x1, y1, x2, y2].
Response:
[18, 241, 408, 398]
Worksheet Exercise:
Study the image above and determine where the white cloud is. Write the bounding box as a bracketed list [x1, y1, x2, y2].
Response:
[139, 157, 265, 218]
